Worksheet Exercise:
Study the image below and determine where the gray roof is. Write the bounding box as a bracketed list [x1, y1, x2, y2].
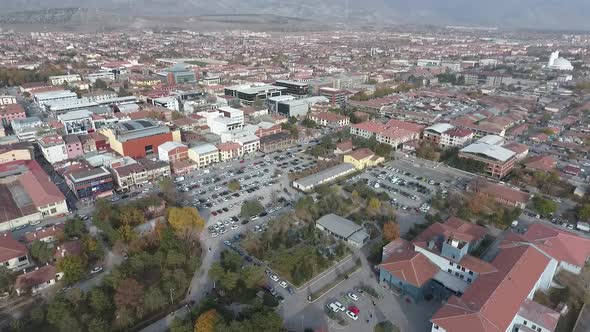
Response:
[293, 163, 355, 189]
[460, 143, 515, 162]
[316, 214, 363, 238]
[276, 80, 309, 87]
[190, 143, 218, 155]
[69, 167, 111, 182]
[112, 119, 170, 142]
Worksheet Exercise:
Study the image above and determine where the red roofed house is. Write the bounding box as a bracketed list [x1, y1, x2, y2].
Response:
[216, 142, 244, 161]
[563, 165, 582, 177]
[15, 265, 64, 296]
[343, 148, 384, 170]
[350, 120, 424, 150]
[524, 155, 557, 172]
[0, 232, 30, 271]
[24, 224, 65, 244]
[334, 140, 353, 155]
[467, 178, 530, 209]
[54, 240, 82, 260]
[308, 112, 350, 128]
[379, 217, 493, 301]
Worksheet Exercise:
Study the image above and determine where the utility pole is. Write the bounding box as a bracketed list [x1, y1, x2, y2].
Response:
[169, 288, 175, 305]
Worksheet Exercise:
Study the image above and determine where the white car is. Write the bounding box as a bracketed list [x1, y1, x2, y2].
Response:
[327, 303, 339, 312]
[346, 310, 358, 320]
[270, 274, 279, 282]
[334, 301, 345, 312]
[347, 292, 358, 301]
[231, 224, 239, 230]
[90, 266, 103, 274]
[29, 220, 41, 226]
[279, 280, 288, 288]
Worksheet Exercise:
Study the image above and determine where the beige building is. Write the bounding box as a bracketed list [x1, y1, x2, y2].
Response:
[188, 144, 220, 168]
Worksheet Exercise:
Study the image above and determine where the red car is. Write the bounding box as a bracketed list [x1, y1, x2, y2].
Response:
[211, 211, 218, 216]
[240, 159, 245, 163]
[348, 306, 360, 315]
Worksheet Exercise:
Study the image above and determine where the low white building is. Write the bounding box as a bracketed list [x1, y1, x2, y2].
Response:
[48, 74, 81, 86]
[37, 135, 68, 164]
[234, 135, 260, 154]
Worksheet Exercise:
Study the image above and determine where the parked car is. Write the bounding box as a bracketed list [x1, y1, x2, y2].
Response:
[90, 266, 103, 274]
[347, 292, 358, 301]
[270, 274, 279, 282]
[279, 280, 288, 288]
[346, 310, 358, 320]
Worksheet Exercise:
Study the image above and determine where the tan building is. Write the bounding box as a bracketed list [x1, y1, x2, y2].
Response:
[0, 142, 33, 164]
[343, 148, 385, 170]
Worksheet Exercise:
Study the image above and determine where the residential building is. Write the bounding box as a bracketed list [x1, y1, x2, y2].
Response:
[111, 162, 148, 191]
[188, 144, 219, 168]
[335, 140, 354, 154]
[48, 74, 81, 86]
[459, 135, 516, 179]
[99, 119, 180, 158]
[137, 158, 171, 181]
[308, 112, 350, 128]
[524, 155, 557, 172]
[315, 214, 369, 248]
[65, 167, 114, 199]
[424, 123, 474, 148]
[63, 134, 83, 159]
[319, 87, 347, 106]
[0, 142, 33, 164]
[0, 232, 30, 271]
[234, 135, 260, 154]
[157, 141, 188, 163]
[57, 110, 95, 135]
[216, 142, 243, 161]
[259, 132, 293, 153]
[12, 117, 49, 142]
[15, 265, 64, 296]
[0, 95, 17, 105]
[0, 104, 26, 126]
[37, 134, 68, 164]
[292, 163, 356, 192]
[86, 71, 115, 83]
[33, 90, 77, 107]
[24, 224, 65, 244]
[343, 148, 385, 170]
[467, 178, 530, 209]
[350, 120, 424, 150]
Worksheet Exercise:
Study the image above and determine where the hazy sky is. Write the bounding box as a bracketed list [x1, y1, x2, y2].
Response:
[2, 0, 589, 30]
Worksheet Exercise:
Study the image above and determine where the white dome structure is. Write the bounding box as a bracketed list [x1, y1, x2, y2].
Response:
[547, 51, 574, 71]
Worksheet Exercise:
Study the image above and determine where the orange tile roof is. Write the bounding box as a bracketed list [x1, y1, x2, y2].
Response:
[0, 232, 28, 263]
[379, 241, 439, 288]
[522, 224, 590, 267]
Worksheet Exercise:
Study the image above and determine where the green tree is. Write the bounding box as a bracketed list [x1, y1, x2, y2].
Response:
[241, 266, 265, 288]
[93, 79, 107, 89]
[0, 266, 13, 292]
[209, 263, 225, 281]
[533, 196, 558, 217]
[144, 286, 167, 312]
[170, 318, 192, 332]
[240, 200, 264, 218]
[301, 118, 316, 128]
[46, 300, 81, 332]
[221, 250, 242, 272]
[57, 256, 87, 284]
[220, 271, 239, 290]
[88, 288, 111, 315]
[579, 204, 590, 221]
[119, 207, 145, 226]
[30, 240, 54, 264]
[228, 179, 241, 192]
[87, 318, 109, 332]
[65, 217, 86, 238]
[118, 224, 137, 243]
[159, 177, 177, 202]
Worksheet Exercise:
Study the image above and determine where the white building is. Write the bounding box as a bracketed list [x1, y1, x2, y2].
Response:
[234, 135, 260, 154]
[11, 117, 49, 142]
[152, 96, 180, 112]
[48, 74, 82, 86]
[86, 71, 115, 83]
[546, 51, 574, 71]
[0, 95, 17, 105]
[33, 90, 78, 107]
[57, 110, 95, 135]
[37, 135, 68, 164]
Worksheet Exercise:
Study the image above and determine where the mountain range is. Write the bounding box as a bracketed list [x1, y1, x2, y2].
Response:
[1, 0, 590, 31]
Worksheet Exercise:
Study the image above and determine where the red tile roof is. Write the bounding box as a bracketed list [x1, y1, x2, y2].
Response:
[379, 240, 439, 288]
[351, 121, 387, 134]
[347, 148, 376, 161]
[15, 265, 59, 291]
[216, 142, 242, 152]
[336, 140, 353, 153]
[385, 119, 426, 133]
[522, 224, 590, 267]
[432, 244, 551, 332]
[445, 128, 473, 138]
[0, 232, 28, 263]
[24, 224, 65, 243]
[54, 240, 82, 260]
[18, 160, 65, 208]
[517, 299, 560, 332]
[524, 155, 556, 172]
[469, 179, 530, 205]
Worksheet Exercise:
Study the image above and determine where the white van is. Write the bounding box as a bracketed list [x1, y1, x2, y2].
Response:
[175, 176, 185, 182]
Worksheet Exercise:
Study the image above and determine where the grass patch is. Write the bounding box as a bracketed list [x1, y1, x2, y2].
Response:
[374, 320, 400, 332]
[309, 259, 362, 301]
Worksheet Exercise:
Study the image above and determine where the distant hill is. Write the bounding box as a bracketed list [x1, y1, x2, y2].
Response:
[1, 1, 590, 31]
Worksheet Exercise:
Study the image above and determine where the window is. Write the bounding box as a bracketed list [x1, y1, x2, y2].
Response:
[449, 262, 453, 266]
[18, 256, 27, 262]
[531, 325, 536, 330]
[455, 272, 459, 277]
[461, 267, 465, 272]
[460, 275, 464, 279]
[447, 269, 452, 273]
[433, 325, 439, 330]
[467, 278, 472, 283]
[536, 328, 541, 332]
[523, 320, 528, 325]
[469, 271, 474, 275]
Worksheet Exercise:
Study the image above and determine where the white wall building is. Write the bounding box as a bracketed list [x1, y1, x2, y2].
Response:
[48, 74, 82, 86]
[37, 135, 68, 164]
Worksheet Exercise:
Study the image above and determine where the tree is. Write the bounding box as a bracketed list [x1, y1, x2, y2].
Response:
[87, 318, 109, 332]
[208, 263, 225, 281]
[369, 197, 382, 211]
[301, 118, 316, 128]
[167, 207, 205, 241]
[240, 200, 264, 218]
[227, 179, 241, 192]
[579, 204, 590, 221]
[416, 141, 439, 161]
[118, 224, 137, 243]
[374, 143, 392, 158]
[533, 196, 557, 217]
[0, 266, 13, 293]
[382, 222, 400, 242]
[88, 288, 111, 315]
[171, 111, 184, 120]
[46, 300, 81, 332]
[119, 207, 145, 226]
[57, 256, 86, 284]
[93, 79, 107, 89]
[65, 217, 86, 238]
[82, 235, 104, 260]
[30, 240, 54, 264]
[159, 177, 177, 202]
[221, 250, 242, 272]
[114, 278, 144, 318]
[220, 271, 239, 290]
[194, 309, 220, 332]
[143, 286, 167, 313]
[241, 266, 265, 288]
[171, 318, 192, 332]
